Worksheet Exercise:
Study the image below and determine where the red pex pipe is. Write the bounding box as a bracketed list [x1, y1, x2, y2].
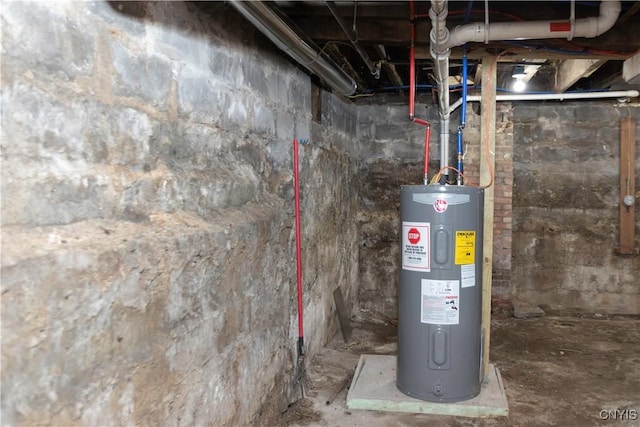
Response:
[424, 125, 431, 182]
[293, 139, 304, 344]
[409, 2, 416, 122]
[409, 0, 431, 183]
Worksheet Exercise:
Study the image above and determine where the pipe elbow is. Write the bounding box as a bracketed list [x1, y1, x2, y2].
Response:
[595, 0, 621, 37]
[429, 27, 451, 57]
[446, 24, 484, 49]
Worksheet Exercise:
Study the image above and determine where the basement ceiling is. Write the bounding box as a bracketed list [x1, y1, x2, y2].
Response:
[237, 1, 640, 100]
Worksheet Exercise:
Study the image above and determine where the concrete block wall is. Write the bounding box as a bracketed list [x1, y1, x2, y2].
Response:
[512, 102, 640, 315]
[1, 2, 358, 425]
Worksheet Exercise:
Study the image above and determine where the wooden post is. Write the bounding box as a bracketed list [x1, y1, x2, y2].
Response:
[618, 118, 637, 255]
[480, 56, 497, 380]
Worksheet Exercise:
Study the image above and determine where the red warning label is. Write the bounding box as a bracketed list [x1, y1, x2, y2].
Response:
[550, 21, 571, 32]
[408, 228, 420, 244]
[402, 222, 430, 272]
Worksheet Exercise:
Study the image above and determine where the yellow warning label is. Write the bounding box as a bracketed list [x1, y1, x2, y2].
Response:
[455, 231, 475, 265]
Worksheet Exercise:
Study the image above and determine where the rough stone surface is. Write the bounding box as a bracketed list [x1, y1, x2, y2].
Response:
[355, 99, 639, 316]
[1, 2, 358, 425]
[512, 301, 546, 319]
[512, 102, 640, 315]
[4, 0, 639, 424]
[355, 103, 513, 316]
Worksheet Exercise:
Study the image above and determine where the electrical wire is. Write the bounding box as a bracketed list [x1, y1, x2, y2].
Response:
[464, 1, 474, 24]
[375, 84, 480, 93]
[430, 166, 479, 187]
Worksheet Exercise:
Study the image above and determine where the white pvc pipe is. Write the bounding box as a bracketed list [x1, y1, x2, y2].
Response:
[445, 0, 620, 49]
[467, 90, 639, 102]
[430, 0, 623, 178]
[449, 97, 463, 114]
[447, 90, 640, 113]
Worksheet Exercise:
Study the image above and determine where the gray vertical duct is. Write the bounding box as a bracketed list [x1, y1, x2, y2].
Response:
[229, 0, 357, 97]
[429, 1, 451, 179]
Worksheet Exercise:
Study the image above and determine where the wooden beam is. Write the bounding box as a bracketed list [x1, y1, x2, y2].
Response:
[554, 59, 607, 92]
[619, 1, 640, 23]
[474, 63, 484, 88]
[479, 56, 497, 381]
[623, 50, 640, 85]
[617, 118, 637, 255]
[295, 19, 425, 45]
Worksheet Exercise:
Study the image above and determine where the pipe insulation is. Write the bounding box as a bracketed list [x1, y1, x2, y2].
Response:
[230, 1, 357, 96]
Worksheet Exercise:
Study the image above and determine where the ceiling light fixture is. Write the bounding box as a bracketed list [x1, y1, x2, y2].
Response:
[512, 64, 527, 92]
[513, 79, 527, 92]
[511, 64, 526, 79]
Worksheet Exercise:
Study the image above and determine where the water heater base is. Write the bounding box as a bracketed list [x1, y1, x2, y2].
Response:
[346, 354, 508, 418]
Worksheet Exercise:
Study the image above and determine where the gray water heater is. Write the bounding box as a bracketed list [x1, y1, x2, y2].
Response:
[397, 185, 484, 402]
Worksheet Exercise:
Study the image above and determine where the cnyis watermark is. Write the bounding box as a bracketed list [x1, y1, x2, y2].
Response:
[599, 408, 638, 421]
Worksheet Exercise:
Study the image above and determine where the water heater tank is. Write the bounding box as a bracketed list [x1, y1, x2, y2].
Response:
[397, 185, 484, 402]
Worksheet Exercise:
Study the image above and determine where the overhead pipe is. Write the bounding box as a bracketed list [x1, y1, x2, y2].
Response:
[409, 0, 431, 184]
[229, 1, 357, 96]
[464, 90, 640, 103]
[443, 0, 621, 49]
[325, 1, 381, 80]
[429, 0, 621, 183]
[447, 90, 640, 113]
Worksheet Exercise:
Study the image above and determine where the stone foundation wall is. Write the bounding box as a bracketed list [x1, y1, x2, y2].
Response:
[1, 2, 359, 425]
[512, 102, 640, 314]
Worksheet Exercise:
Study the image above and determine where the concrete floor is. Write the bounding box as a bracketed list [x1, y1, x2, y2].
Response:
[279, 310, 640, 427]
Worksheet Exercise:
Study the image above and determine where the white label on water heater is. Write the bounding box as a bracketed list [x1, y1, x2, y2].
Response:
[461, 264, 476, 288]
[421, 279, 460, 325]
[402, 222, 430, 272]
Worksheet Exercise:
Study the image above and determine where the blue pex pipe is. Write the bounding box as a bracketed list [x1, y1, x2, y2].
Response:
[457, 128, 463, 171]
[461, 54, 468, 128]
[457, 54, 467, 185]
